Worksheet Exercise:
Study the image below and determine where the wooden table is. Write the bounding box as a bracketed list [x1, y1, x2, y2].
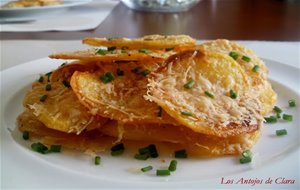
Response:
[1, 0, 300, 41]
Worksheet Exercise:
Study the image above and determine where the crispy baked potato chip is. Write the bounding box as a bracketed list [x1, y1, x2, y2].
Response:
[146, 50, 263, 137]
[18, 111, 114, 152]
[99, 120, 261, 156]
[24, 81, 108, 134]
[70, 64, 177, 124]
[49, 49, 171, 62]
[198, 39, 277, 115]
[83, 35, 196, 50]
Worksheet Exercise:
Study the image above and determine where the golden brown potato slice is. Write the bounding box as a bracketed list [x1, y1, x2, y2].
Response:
[82, 35, 196, 51]
[198, 39, 277, 115]
[18, 111, 114, 152]
[146, 50, 263, 138]
[23, 80, 108, 134]
[49, 48, 171, 63]
[70, 60, 177, 124]
[99, 120, 261, 156]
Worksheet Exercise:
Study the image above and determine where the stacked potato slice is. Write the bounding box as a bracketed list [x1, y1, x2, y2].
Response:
[18, 35, 277, 157]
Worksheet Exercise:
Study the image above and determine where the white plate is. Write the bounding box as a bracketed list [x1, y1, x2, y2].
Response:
[0, 0, 92, 23]
[1, 58, 299, 189]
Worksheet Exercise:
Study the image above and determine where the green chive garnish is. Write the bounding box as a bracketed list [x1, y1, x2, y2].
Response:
[276, 129, 287, 136]
[96, 49, 108, 55]
[288, 99, 296, 107]
[276, 112, 281, 119]
[175, 149, 187, 158]
[38, 76, 44, 83]
[205, 91, 214, 99]
[22, 131, 29, 140]
[138, 144, 158, 158]
[45, 72, 52, 82]
[50, 145, 61, 153]
[31, 142, 48, 154]
[62, 80, 71, 88]
[141, 69, 151, 76]
[141, 165, 153, 172]
[100, 72, 115, 83]
[45, 84, 51, 91]
[184, 80, 195, 89]
[181, 111, 193, 116]
[95, 156, 101, 165]
[168, 160, 177, 172]
[107, 37, 117, 41]
[252, 65, 260, 73]
[239, 149, 252, 164]
[273, 106, 282, 114]
[111, 143, 125, 156]
[229, 89, 237, 99]
[117, 68, 124, 76]
[40, 95, 48, 102]
[156, 170, 170, 176]
[138, 48, 152, 54]
[264, 116, 277, 123]
[242, 55, 251, 62]
[229, 51, 239, 60]
[282, 114, 293, 121]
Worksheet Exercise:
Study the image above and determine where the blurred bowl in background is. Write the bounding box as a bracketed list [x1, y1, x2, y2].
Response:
[121, 0, 200, 12]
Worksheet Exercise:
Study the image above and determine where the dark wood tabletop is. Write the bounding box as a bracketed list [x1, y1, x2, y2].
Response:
[1, 0, 300, 41]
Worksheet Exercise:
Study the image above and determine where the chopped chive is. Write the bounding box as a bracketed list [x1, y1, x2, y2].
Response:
[138, 144, 158, 158]
[45, 72, 52, 82]
[252, 65, 260, 73]
[288, 99, 296, 107]
[205, 91, 214, 99]
[134, 153, 150, 160]
[107, 37, 117, 41]
[62, 80, 71, 88]
[181, 111, 193, 116]
[175, 149, 187, 158]
[273, 106, 282, 114]
[45, 84, 51, 91]
[141, 69, 151, 76]
[157, 106, 162, 117]
[264, 116, 277, 123]
[100, 72, 115, 83]
[116, 68, 124, 76]
[38, 76, 44, 83]
[276, 112, 281, 119]
[121, 49, 128, 53]
[168, 160, 177, 172]
[239, 150, 252, 164]
[282, 114, 293, 121]
[242, 55, 251, 62]
[22, 131, 29, 140]
[141, 165, 153, 172]
[229, 51, 239, 60]
[156, 170, 170, 176]
[239, 156, 252, 164]
[31, 142, 48, 154]
[111, 143, 125, 156]
[60, 62, 67, 67]
[138, 48, 152, 54]
[95, 156, 101, 165]
[40, 95, 48, 102]
[165, 47, 174, 51]
[184, 80, 195, 89]
[276, 129, 287, 136]
[96, 49, 108, 55]
[229, 89, 237, 99]
[50, 145, 61, 153]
